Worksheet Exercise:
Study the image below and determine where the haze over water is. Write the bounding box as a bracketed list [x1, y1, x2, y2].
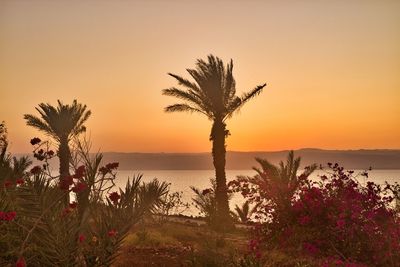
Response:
[115, 169, 400, 216]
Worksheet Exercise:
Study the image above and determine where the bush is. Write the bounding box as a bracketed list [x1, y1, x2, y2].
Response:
[0, 137, 169, 266]
[230, 152, 400, 266]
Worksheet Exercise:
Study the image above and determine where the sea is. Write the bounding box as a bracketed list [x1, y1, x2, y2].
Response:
[114, 169, 400, 216]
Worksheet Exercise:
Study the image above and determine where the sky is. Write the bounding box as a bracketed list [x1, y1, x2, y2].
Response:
[0, 0, 399, 153]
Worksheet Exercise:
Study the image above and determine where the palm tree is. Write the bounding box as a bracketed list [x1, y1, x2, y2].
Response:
[247, 151, 317, 219]
[163, 55, 266, 228]
[24, 100, 91, 188]
[233, 200, 259, 224]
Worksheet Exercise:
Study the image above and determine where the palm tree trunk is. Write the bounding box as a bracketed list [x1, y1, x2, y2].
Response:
[211, 119, 233, 230]
[59, 137, 70, 203]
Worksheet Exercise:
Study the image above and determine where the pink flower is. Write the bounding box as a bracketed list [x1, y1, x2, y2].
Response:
[298, 215, 311, 225]
[4, 180, 12, 188]
[303, 242, 319, 255]
[255, 250, 262, 259]
[108, 229, 118, 237]
[248, 239, 259, 251]
[69, 201, 78, 209]
[59, 176, 74, 190]
[78, 234, 86, 243]
[72, 182, 87, 193]
[16, 178, 24, 185]
[16, 257, 26, 267]
[336, 219, 345, 228]
[292, 201, 304, 212]
[0, 211, 16, 221]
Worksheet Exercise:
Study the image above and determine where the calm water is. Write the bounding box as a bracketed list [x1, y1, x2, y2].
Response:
[114, 169, 400, 216]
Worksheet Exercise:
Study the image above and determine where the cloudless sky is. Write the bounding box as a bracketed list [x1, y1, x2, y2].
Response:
[1, 0, 399, 153]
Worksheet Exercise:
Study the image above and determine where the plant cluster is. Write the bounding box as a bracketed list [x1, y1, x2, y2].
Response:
[0, 136, 169, 266]
[229, 153, 400, 266]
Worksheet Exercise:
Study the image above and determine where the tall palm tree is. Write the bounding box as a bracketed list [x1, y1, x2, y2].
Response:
[163, 55, 266, 228]
[24, 100, 91, 187]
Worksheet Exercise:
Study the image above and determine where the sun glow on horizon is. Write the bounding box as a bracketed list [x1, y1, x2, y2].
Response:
[1, 1, 399, 153]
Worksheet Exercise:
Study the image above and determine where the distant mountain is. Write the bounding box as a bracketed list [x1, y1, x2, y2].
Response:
[99, 149, 400, 170]
[16, 149, 400, 170]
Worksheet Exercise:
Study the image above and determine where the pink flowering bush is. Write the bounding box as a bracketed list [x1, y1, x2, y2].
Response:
[0, 136, 169, 266]
[230, 152, 400, 266]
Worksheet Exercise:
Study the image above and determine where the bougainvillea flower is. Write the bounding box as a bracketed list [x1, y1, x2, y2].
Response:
[336, 218, 345, 228]
[78, 234, 86, 243]
[16, 178, 24, 185]
[30, 137, 41, 145]
[4, 180, 12, 188]
[69, 201, 78, 209]
[16, 257, 26, 267]
[0, 211, 17, 221]
[298, 215, 311, 225]
[108, 229, 118, 237]
[59, 176, 74, 190]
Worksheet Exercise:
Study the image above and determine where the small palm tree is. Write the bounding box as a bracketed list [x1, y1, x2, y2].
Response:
[163, 55, 266, 228]
[233, 200, 259, 224]
[248, 151, 317, 217]
[24, 100, 91, 186]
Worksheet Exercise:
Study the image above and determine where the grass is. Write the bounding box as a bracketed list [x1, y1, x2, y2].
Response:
[113, 219, 250, 267]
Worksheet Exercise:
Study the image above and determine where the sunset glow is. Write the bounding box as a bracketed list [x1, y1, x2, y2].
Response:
[1, 1, 399, 153]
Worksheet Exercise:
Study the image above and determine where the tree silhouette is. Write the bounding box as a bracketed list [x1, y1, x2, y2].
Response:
[24, 100, 91, 195]
[163, 55, 266, 229]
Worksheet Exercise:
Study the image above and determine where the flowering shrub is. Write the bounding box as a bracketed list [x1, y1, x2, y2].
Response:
[0, 137, 169, 266]
[230, 153, 400, 266]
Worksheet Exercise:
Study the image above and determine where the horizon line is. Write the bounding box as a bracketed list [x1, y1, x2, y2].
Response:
[12, 147, 400, 155]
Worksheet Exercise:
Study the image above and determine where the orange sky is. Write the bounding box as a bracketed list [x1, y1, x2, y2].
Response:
[1, 1, 399, 153]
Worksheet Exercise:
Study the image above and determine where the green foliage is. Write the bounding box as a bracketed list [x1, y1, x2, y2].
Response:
[0, 137, 170, 266]
[191, 179, 218, 225]
[233, 201, 259, 224]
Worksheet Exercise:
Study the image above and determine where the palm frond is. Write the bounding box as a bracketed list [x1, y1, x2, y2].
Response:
[23, 114, 56, 139]
[25, 99, 91, 148]
[164, 103, 210, 117]
[225, 83, 266, 120]
[162, 87, 205, 110]
[168, 73, 201, 93]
